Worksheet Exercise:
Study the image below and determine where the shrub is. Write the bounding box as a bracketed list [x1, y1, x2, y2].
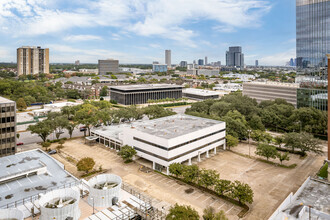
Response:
[118, 145, 137, 163]
[41, 142, 51, 150]
[166, 204, 199, 220]
[76, 157, 95, 174]
[318, 163, 328, 179]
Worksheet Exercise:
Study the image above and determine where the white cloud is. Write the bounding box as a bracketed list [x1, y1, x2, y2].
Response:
[259, 49, 296, 66]
[64, 35, 103, 41]
[0, 0, 272, 45]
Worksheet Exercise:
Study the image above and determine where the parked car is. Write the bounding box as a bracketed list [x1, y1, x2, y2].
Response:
[16, 142, 24, 146]
[80, 126, 87, 132]
[48, 150, 57, 155]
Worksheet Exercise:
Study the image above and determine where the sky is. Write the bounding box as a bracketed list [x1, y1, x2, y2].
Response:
[0, 0, 296, 65]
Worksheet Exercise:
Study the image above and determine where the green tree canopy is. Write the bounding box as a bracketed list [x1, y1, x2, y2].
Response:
[118, 145, 137, 163]
[76, 157, 95, 174]
[255, 143, 278, 161]
[166, 204, 199, 220]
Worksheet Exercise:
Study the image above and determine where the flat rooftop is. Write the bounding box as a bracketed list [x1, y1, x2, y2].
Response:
[183, 88, 220, 96]
[0, 149, 77, 207]
[131, 114, 224, 139]
[109, 84, 183, 91]
[0, 96, 14, 104]
[283, 179, 330, 219]
[92, 123, 131, 142]
[243, 81, 299, 88]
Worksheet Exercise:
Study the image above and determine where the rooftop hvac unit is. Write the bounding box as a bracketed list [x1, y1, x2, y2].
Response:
[0, 208, 24, 220]
[87, 174, 122, 207]
[39, 188, 81, 220]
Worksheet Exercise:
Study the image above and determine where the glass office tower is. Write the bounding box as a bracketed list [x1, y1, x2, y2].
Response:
[296, 0, 330, 77]
[296, 0, 330, 111]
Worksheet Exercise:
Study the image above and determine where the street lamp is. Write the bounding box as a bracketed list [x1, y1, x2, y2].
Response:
[247, 129, 252, 157]
[91, 197, 95, 214]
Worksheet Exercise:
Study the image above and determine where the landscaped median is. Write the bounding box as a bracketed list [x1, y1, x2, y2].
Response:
[164, 163, 253, 218]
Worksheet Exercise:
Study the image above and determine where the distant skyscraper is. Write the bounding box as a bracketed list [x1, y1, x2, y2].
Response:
[289, 58, 295, 67]
[193, 60, 196, 65]
[17, 46, 49, 75]
[98, 59, 119, 75]
[152, 61, 159, 64]
[165, 50, 171, 67]
[198, 59, 204, 66]
[296, 0, 330, 75]
[75, 60, 80, 65]
[226, 46, 244, 68]
[180, 61, 187, 68]
[205, 56, 208, 65]
[255, 60, 259, 67]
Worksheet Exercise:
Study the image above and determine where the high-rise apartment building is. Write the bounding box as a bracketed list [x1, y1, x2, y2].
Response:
[255, 60, 259, 67]
[0, 97, 16, 157]
[205, 56, 208, 65]
[98, 59, 119, 75]
[180, 61, 187, 68]
[226, 46, 244, 68]
[198, 59, 204, 66]
[165, 50, 171, 67]
[296, 0, 330, 76]
[17, 46, 49, 76]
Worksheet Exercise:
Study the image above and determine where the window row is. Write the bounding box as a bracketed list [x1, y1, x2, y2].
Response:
[0, 127, 15, 134]
[1, 117, 15, 123]
[0, 147, 16, 155]
[1, 106, 15, 113]
[0, 137, 15, 144]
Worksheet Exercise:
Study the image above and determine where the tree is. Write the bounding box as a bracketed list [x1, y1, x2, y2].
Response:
[182, 165, 199, 183]
[226, 135, 238, 150]
[118, 145, 137, 163]
[255, 143, 277, 161]
[143, 105, 176, 119]
[222, 110, 248, 140]
[283, 132, 323, 155]
[277, 152, 290, 164]
[41, 142, 51, 151]
[48, 113, 70, 139]
[248, 115, 265, 131]
[76, 157, 95, 174]
[16, 98, 27, 111]
[251, 130, 272, 143]
[28, 120, 54, 142]
[166, 204, 199, 220]
[74, 104, 98, 136]
[318, 163, 328, 179]
[230, 181, 254, 205]
[65, 122, 77, 139]
[100, 86, 108, 97]
[214, 179, 232, 196]
[283, 132, 300, 152]
[198, 169, 219, 189]
[169, 163, 184, 177]
[203, 207, 228, 220]
[274, 136, 284, 149]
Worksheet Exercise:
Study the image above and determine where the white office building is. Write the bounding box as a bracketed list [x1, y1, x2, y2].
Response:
[91, 114, 226, 175]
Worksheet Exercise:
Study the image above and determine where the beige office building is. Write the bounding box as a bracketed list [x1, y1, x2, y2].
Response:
[243, 82, 299, 107]
[17, 46, 49, 75]
[0, 97, 16, 157]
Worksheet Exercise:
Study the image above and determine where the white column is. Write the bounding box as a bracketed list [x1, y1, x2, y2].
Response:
[223, 142, 226, 150]
[206, 151, 209, 158]
[188, 158, 192, 165]
[198, 152, 201, 162]
[214, 147, 217, 154]
[152, 162, 155, 170]
[166, 167, 169, 175]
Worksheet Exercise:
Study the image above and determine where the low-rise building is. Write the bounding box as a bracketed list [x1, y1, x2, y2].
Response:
[98, 59, 119, 75]
[243, 82, 299, 107]
[109, 84, 183, 105]
[214, 83, 242, 92]
[152, 64, 168, 73]
[0, 97, 16, 157]
[183, 88, 220, 100]
[187, 69, 219, 76]
[91, 114, 226, 174]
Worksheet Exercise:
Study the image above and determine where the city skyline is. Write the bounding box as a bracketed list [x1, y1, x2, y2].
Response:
[0, 0, 295, 65]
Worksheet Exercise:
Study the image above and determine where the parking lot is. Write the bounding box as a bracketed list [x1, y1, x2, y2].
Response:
[50, 138, 243, 219]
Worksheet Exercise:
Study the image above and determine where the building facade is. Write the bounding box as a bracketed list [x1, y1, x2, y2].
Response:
[255, 60, 259, 67]
[205, 56, 208, 65]
[92, 114, 226, 174]
[297, 87, 328, 111]
[152, 64, 168, 73]
[183, 88, 219, 100]
[243, 82, 299, 107]
[179, 61, 187, 68]
[0, 97, 16, 157]
[165, 50, 171, 67]
[98, 59, 119, 75]
[296, 0, 330, 76]
[198, 59, 204, 66]
[226, 46, 244, 68]
[17, 46, 49, 76]
[109, 84, 183, 105]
